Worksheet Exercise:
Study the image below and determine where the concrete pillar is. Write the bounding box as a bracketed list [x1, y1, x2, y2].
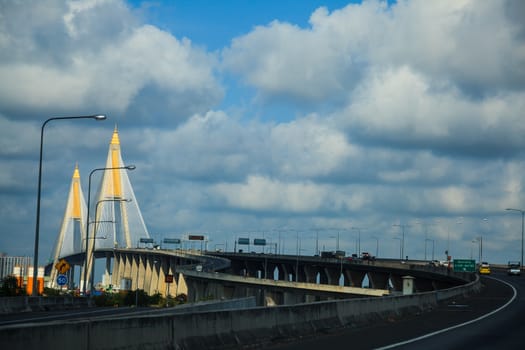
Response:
[324, 267, 339, 285]
[121, 254, 132, 287]
[112, 252, 122, 287]
[368, 272, 389, 290]
[304, 266, 319, 283]
[149, 258, 160, 295]
[131, 255, 140, 290]
[319, 269, 329, 284]
[104, 254, 111, 288]
[279, 264, 290, 281]
[177, 273, 188, 296]
[347, 270, 366, 287]
[390, 274, 403, 292]
[143, 257, 153, 294]
[402, 275, 415, 295]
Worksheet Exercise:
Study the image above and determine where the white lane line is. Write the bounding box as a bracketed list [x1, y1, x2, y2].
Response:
[375, 276, 517, 350]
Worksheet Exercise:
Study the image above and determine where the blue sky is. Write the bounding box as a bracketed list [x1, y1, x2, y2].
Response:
[1, 0, 525, 266]
[130, 0, 358, 50]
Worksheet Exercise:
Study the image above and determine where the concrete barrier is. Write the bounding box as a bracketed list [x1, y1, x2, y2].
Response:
[0, 275, 480, 349]
[0, 295, 89, 314]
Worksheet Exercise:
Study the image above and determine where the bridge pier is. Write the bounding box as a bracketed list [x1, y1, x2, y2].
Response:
[368, 271, 390, 289]
[304, 265, 319, 283]
[347, 270, 366, 287]
[324, 267, 339, 285]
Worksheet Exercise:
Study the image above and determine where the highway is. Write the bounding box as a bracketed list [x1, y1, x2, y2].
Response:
[269, 272, 522, 350]
[1, 271, 521, 349]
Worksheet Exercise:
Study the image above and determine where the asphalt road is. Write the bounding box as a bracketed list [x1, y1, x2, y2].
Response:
[268, 272, 522, 350]
[1, 272, 521, 349]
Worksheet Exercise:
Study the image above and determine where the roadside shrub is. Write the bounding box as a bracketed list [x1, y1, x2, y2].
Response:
[0, 275, 24, 296]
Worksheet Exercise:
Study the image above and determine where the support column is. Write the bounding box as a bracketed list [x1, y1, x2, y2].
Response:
[347, 270, 366, 287]
[368, 271, 389, 290]
[104, 253, 111, 287]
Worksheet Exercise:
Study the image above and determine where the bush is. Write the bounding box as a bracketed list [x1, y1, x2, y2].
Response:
[0, 275, 24, 296]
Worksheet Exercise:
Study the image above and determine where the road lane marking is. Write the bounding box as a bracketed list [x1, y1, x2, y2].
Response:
[375, 276, 517, 350]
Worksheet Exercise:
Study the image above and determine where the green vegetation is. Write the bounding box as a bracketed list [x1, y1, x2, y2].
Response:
[0, 275, 24, 296]
[92, 290, 188, 307]
[0, 276, 187, 309]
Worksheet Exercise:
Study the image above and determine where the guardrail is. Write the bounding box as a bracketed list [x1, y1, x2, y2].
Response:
[0, 273, 480, 349]
[0, 295, 90, 314]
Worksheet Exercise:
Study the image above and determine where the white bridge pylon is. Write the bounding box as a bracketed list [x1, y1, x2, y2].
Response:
[48, 127, 150, 290]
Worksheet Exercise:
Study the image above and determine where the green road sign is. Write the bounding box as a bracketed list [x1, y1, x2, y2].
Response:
[453, 259, 476, 272]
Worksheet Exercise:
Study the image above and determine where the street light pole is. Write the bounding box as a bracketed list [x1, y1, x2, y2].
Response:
[33, 114, 106, 296]
[372, 236, 379, 257]
[426, 239, 435, 261]
[506, 208, 524, 270]
[351, 227, 364, 256]
[393, 237, 402, 259]
[472, 237, 482, 264]
[393, 224, 410, 260]
[82, 165, 135, 295]
[89, 198, 131, 296]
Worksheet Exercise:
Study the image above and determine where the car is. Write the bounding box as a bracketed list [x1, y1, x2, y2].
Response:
[508, 261, 521, 276]
[361, 252, 375, 260]
[428, 260, 440, 267]
[479, 262, 491, 275]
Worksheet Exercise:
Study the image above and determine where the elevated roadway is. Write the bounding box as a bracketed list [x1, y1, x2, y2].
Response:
[43, 249, 473, 306]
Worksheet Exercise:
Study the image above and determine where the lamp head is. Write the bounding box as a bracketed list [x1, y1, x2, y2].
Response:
[94, 115, 107, 120]
[125, 165, 136, 170]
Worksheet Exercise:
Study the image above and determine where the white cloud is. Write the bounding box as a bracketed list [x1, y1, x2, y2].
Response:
[0, 0, 524, 264]
[223, 0, 525, 103]
[0, 0, 222, 122]
[339, 65, 525, 156]
[270, 115, 356, 178]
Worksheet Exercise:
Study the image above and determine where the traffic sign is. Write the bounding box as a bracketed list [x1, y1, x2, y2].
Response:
[55, 259, 70, 274]
[188, 234, 205, 241]
[253, 238, 266, 246]
[453, 259, 476, 272]
[57, 274, 68, 286]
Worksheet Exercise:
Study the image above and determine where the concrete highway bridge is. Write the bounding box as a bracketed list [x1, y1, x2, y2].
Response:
[45, 248, 472, 306]
[2, 248, 479, 349]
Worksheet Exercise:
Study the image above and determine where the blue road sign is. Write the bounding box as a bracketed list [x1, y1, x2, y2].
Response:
[57, 274, 68, 286]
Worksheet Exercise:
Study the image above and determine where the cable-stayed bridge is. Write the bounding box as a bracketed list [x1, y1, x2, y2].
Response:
[44, 128, 472, 305]
[48, 127, 150, 291]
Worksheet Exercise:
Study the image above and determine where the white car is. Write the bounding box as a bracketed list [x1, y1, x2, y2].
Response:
[508, 262, 521, 276]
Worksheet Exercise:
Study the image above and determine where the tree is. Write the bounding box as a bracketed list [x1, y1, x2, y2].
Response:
[0, 275, 24, 296]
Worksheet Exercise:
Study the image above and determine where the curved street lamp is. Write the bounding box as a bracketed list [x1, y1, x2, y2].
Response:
[82, 164, 135, 295]
[393, 224, 410, 260]
[88, 198, 131, 296]
[33, 114, 106, 296]
[425, 238, 435, 261]
[351, 227, 365, 256]
[393, 237, 402, 259]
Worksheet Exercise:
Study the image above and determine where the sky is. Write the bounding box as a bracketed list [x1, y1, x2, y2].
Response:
[1, 0, 525, 266]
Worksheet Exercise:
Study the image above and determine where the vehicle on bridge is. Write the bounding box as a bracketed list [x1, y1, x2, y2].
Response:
[321, 251, 345, 259]
[361, 252, 375, 260]
[428, 260, 440, 267]
[507, 261, 521, 276]
[479, 262, 491, 275]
